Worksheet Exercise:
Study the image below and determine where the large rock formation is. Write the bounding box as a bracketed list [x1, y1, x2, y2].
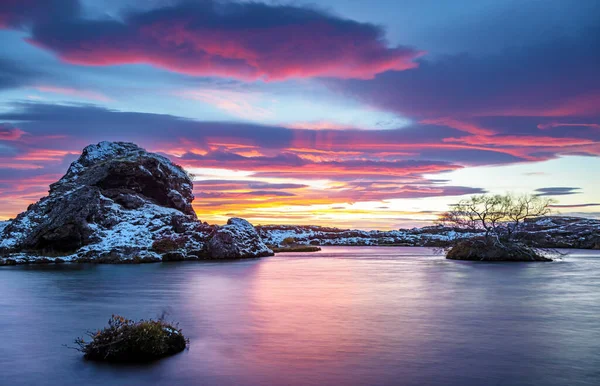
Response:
[0, 142, 272, 264]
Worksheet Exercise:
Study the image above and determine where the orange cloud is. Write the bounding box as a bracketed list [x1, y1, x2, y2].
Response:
[444, 135, 595, 147]
[421, 117, 496, 136]
[14, 149, 79, 161]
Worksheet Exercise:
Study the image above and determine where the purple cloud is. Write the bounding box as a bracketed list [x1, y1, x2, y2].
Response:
[8, 0, 423, 81]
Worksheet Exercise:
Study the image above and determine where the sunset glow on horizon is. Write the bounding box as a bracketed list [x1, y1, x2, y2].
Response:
[0, 0, 599, 229]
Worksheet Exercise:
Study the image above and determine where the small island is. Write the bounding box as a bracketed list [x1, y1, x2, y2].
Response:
[440, 193, 555, 261]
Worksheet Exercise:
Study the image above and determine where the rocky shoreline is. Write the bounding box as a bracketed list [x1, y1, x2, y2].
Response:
[257, 216, 600, 250]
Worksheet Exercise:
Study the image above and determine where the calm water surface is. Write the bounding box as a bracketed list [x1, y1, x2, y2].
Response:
[1, 247, 599, 386]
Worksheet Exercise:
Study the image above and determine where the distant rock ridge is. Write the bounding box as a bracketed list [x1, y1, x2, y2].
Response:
[0, 141, 273, 265]
[257, 216, 600, 250]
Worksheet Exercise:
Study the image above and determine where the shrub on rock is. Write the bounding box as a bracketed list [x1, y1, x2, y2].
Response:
[75, 315, 188, 363]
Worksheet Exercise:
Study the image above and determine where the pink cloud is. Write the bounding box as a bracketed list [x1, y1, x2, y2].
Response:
[286, 121, 354, 130]
[26, 1, 422, 81]
[0, 124, 26, 141]
[420, 118, 496, 136]
[537, 122, 600, 130]
[14, 149, 79, 162]
[443, 135, 595, 147]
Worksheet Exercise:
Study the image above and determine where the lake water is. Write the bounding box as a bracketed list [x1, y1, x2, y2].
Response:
[1, 246, 599, 386]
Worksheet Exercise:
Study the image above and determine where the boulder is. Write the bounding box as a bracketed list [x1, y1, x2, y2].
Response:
[209, 218, 274, 259]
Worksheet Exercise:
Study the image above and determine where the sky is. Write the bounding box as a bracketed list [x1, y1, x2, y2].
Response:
[0, 0, 598, 229]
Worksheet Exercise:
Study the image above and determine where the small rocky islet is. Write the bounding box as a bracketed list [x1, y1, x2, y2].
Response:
[0, 141, 273, 265]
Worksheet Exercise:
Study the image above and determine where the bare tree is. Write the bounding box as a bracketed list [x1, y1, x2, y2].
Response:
[439, 193, 554, 241]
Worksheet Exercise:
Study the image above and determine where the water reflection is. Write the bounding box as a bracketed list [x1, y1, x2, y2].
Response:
[1, 247, 599, 386]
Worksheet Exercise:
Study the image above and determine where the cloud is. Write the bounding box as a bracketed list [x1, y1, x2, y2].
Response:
[0, 124, 26, 141]
[0, 101, 485, 223]
[181, 150, 463, 179]
[324, 27, 600, 166]
[443, 134, 596, 148]
[194, 180, 307, 191]
[1, 101, 597, 225]
[334, 27, 600, 120]
[2, 101, 597, 169]
[535, 187, 582, 196]
[247, 182, 307, 190]
[286, 121, 354, 130]
[537, 122, 600, 130]
[13, 0, 422, 81]
[244, 190, 296, 197]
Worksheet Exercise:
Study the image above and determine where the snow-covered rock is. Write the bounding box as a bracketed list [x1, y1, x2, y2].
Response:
[0, 142, 271, 264]
[209, 218, 273, 259]
[257, 216, 600, 250]
[257, 224, 477, 247]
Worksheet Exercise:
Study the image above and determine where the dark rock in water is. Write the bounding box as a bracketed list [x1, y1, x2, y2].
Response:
[0, 142, 272, 264]
[188, 249, 210, 259]
[446, 239, 552, 262]
[32, 257, 53, 264]
[161, 251, 185, 262]
[209, 218, 274, 259]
